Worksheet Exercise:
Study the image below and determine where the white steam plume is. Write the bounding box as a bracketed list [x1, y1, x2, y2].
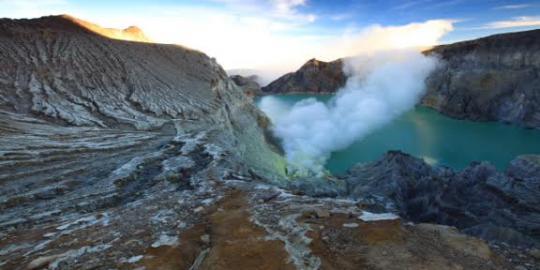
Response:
[260, 51, 439, 175]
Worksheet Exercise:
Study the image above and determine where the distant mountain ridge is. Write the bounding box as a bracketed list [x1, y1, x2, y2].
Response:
[262, 58, 346, 94]
[60, 14, 152, 42]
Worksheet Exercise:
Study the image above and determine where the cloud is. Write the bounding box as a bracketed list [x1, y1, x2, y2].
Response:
[272, 0, 306, 14]
[0, 1, 453, 83]
[319, 20, 454, 61]
[230, 19, 453, 82]
[211, 0, 315, 22]
[140, 16, 452, 81]
[482, 16, 540, 29]
[495, 4, 532, 10]
[0, 0, 69, 18]
[393, 0, 434, 10]
[104, 6, 323, 73]
[329, 13, 353, 21]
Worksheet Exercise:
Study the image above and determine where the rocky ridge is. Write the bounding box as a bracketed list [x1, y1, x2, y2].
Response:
[61, 14, 152, 42]
[0, 15, 538, 270]
[262, 58, 346, 94]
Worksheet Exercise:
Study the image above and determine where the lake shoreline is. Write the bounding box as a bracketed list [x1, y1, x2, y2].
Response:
[257, 94, 540, 174]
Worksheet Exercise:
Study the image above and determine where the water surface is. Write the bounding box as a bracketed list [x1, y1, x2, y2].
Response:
[258, 94, 540, 174]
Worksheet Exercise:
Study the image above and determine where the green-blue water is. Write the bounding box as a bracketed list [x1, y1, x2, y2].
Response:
[258, 94, 540, 174]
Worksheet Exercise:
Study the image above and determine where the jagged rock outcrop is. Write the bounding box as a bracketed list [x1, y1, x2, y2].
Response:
[342, 151, 540, 248]
[423, 29, 540, 128]
[230, 74, 262, 97]
[262, 58, 346, 94]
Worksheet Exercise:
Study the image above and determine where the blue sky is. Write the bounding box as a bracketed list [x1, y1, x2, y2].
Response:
[1, 0, 539, 75]
[297, 0, 540, 42]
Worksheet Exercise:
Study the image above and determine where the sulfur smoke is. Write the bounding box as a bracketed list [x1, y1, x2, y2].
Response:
[260, 51, 439, 175]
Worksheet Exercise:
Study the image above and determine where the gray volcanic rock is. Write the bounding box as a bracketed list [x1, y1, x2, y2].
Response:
[262, 58, 346, 94]
[230, 74, 262, 97]
[423, 29, 540, 128]
[343, 151, 540, 248]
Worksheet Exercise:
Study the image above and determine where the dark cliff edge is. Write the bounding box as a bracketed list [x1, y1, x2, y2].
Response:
[423, 29, 540, 128]
[261, 58, 347, 94]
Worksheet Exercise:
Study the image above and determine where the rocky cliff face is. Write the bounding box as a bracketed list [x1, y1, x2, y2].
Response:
[262, 58, 346, 94]
[423, 29, 540, 128]
[0, 15, 537, 269]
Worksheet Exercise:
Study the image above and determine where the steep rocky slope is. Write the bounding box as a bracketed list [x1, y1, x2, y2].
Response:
[423, 29, 540, 128]
[0, 15, 537, 270]
[262, 58, 346, 94]
[0, 14, 284, 174]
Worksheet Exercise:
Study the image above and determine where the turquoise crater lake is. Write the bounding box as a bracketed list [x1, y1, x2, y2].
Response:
[257, 94, 540, 174]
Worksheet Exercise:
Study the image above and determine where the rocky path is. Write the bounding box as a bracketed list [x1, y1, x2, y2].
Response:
[140, 190, 295, 270]
[127, 182, 520, 270]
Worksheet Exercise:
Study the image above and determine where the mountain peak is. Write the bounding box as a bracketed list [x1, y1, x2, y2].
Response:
[124, 25, 143, 33]
[57, 14, 152, 43]
[303, 58, 324, 67]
